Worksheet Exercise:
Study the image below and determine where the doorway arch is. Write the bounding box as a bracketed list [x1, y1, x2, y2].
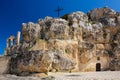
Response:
[96, 63, 101, 71]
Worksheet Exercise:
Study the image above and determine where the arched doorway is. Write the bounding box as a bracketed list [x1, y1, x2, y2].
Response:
[96, 63, 101, 71]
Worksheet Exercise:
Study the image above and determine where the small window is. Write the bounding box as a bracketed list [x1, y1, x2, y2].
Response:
[97, 57, 100, 61]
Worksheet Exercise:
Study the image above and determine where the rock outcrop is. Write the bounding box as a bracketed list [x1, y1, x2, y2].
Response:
[9, 50, 75, 75]
[3, 7, 120, 76]
[38, 17, 69, 40]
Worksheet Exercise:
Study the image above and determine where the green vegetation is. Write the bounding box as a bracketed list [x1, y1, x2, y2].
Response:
[61, 14, 69, 20]
[33, 37, 40, 44]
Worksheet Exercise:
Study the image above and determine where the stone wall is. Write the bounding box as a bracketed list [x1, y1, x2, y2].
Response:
[0, 56, 11, 74]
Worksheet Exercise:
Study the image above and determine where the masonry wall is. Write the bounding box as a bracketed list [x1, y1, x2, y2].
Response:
[0, 56, 11, 74]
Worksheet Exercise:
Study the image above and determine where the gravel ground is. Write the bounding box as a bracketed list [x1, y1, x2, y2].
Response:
[0, 75, 54, 80]
[48, 71, 120, 80]
[0, 71, 120, 80]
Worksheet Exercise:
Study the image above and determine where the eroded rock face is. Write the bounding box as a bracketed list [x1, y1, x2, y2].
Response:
[4, 7, 120, 74]
[22, 22, 41, 43]
[88, 7, 120, 27]
[9, 50, 75, 75]
[38, 17, 69, 40]
[110, 58, 120, 71]
[68, 11, 93, 31]
[88, 7, 116, 21]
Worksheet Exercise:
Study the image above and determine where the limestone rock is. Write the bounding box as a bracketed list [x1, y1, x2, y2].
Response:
[68, 11, 88, 22]
[88, 7, 116, 21]
[38, 17, 69, 40]
[22, 22, 41, 43]
[9, 50, 75, 75]
[68, 11, 93, 31]
[110, 58, 120, 71]
[0, 56, 11, 74]
[96, 44, 105, 50]
[88, 7, 118, 27]
[116, 15, 120, 25]
[4, 7, 120, 74]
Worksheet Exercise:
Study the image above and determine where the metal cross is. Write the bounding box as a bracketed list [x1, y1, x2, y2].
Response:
[55, 6, 63, 17]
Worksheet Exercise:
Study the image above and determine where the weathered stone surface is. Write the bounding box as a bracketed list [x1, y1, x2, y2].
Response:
[116, 14, 120, 25]
[88, 7, 120, 27]
[38, 17, 69, 40]
[68, 11, 93, 31]
[9, 50, 75, 75]
[4, 7, 120, 75]
[0, 56, 11, 74]
[110, 58, 120, 71]
[22, 22, 41, 43]
[88, 7, 116, 21]
[96, 44, 105, 50]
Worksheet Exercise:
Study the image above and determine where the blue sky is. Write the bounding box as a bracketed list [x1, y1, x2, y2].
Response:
[0, 0, 120, 54]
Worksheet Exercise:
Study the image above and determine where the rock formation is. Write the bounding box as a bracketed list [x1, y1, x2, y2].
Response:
[1, 7, 120, 76]
[9, 50, 75, 75]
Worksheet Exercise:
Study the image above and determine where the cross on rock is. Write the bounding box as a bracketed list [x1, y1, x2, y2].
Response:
[55, 6, 63, 17]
